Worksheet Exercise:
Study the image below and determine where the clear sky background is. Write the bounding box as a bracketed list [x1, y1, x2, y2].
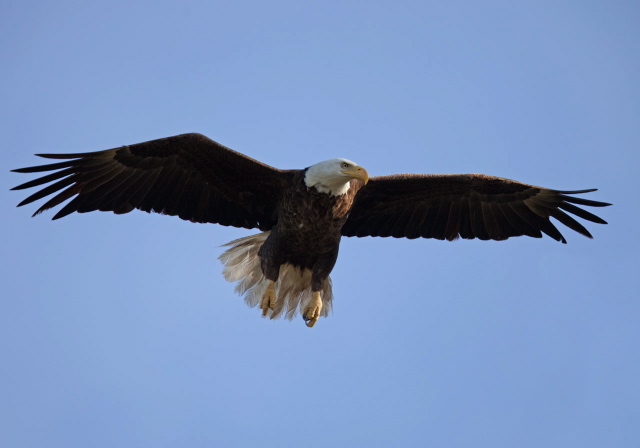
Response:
[1, 1, 638, 447]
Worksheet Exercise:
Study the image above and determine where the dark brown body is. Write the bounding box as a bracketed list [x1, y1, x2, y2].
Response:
[259, 171, 364, 291]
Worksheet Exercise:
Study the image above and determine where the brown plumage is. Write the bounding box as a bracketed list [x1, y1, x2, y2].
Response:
[11, 133, 611, 326]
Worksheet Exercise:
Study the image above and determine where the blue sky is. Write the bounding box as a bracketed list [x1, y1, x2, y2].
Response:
[2, 1, 638, 447]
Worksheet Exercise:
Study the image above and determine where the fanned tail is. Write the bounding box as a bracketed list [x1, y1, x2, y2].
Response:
[218, 232, 333, 320]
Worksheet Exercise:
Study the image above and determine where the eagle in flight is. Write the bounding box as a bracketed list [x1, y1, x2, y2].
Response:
[12, 133, 610, 327]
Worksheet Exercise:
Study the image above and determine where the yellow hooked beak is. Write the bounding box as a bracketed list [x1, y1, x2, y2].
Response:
[342, 165, 369, 184]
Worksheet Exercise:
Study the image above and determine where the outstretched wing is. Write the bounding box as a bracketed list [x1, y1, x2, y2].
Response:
[341, 173, 610, 243]
[12, 133, 287, 230]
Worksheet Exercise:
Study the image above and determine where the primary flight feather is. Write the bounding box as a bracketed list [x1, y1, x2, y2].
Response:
[12, 133, 611, 326]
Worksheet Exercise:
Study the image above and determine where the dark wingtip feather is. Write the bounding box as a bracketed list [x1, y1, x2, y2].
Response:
[11, 166, 47, 173]
[11, 167, 75, 191]
[550, 209, 595, 239]
[556, 188, 598, 194]
[34, 149, 114, 160]
[35, 153, 86, 159]
[557, 189, 612, 208]
[558, 202, 608, 225]
[11, 160, 77, 174]
[51, 202, 78, 220]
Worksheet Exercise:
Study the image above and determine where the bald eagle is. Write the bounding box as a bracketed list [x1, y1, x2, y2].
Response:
[12, 133, 610, 327]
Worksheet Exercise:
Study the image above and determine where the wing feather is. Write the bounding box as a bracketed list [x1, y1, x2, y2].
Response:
[18, 177, 77, 209]
[549, 209, 593, 239]
[457, 196, 473, 239]
[558, 194, 608, 208]
[444, 200, 461, 241]
[508, 201, 552, 240]
[12, 160, 77, 173]
[33, 184, 80, 216]
[53, 195, 86, 220]
[377, 214, 398, 238]
[391, 208, 414, 238]
[558, 202, 607, 224]
[430, 200, 452, 240]
[482, 202, 506, 241]
[11, 167, 77, 190]
[127, 169, 162, 212]
[403, 201, 428, 239]
[488, 202, 517, 238]
[470, 195, 490, 240]
[496, 202, 542, 238]
[98, 169, 147, 211]
[357, 214, 387, 238]
[419, 199, 441, 238]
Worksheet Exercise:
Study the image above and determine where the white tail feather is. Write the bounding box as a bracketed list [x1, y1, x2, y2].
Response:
[219, 232, 333, 320]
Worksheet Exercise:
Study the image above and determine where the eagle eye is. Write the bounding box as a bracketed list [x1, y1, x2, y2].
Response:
[341, 162, 349, 169]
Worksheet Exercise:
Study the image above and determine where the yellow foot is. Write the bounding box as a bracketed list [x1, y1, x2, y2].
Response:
[260, 281, 276, 317]
[303, 291, 323, 328]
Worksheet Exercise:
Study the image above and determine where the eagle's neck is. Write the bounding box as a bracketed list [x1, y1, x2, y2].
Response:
[304, 162, 351, 196]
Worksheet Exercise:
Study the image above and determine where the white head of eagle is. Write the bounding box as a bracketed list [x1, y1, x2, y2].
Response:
[304, 158, 369, 196]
